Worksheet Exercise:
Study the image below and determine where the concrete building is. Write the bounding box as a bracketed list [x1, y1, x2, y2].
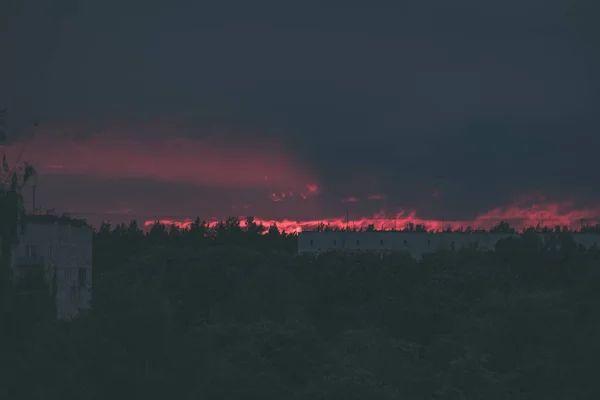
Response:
[298, 231, 600, 260]
[10, 215, 93, 319]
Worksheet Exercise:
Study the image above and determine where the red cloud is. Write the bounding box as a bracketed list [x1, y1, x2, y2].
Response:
[3, 126, 317, 194]
[472, 201, 600, 229]
[8, 124, 599, 235]
[142, 199, 600, 234]
[306, 184, 319, 193]
[271, 193, 284, 202]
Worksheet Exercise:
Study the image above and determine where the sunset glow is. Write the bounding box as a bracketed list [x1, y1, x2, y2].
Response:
[142, 200, 600, 234]
[3, 128, 317, 193]
[4, 126, 600, 235]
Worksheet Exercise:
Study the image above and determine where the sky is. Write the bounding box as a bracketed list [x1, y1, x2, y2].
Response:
[1, 0, 599, 232]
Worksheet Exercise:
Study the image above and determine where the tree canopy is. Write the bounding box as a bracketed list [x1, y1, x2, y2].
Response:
[0, 109, 37, 313]
[1, 215, 599, 399]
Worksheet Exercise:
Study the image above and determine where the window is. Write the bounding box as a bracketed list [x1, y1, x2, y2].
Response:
[356, 240, 360, 245]
[451, 241, 455, 250]
[333, 240, 337, 245]
[427, 239, 431, 247]
[380, 240, 384, 245]
[26, 244, 37, 258]
[404, 240, 408, 246]
[309, 239, 313, 246]
[78, 268, 87, 288]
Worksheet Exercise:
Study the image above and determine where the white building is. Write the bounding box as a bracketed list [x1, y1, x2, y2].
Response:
[298, 231, 600, 260]
[10, 216, 93, 319]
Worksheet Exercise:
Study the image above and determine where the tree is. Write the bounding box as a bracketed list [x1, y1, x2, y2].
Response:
[490, 220, 515, 234]
[0, 109, 37, 309]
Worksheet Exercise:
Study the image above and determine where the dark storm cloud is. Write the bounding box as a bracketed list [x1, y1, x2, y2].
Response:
[1, 0, 599, 224]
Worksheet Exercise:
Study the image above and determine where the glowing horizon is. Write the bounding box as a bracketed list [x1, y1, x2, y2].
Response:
[137, 199, 600, 234]
[4, 124, 600, 236]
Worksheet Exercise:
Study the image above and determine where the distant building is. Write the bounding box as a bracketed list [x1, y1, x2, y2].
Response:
[298, 231, 600, 259]
[9, 215, 93, 319]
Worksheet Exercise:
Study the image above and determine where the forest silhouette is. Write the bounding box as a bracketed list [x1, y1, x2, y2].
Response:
[0, 213, 599, 399]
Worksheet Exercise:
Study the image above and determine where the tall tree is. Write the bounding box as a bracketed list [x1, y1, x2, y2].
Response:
[0, 109, 37, 307]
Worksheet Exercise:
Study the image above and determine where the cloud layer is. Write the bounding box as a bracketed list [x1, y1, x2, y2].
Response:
[2, 1, 600, 232]
[2, 118, 600, 233]
[4, 127, 315, 192]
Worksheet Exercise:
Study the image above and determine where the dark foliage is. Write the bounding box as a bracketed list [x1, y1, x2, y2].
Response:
[0, 216, 599, 399]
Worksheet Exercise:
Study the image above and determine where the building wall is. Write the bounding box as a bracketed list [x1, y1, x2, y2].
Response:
[10, 222, 93, 320]
[298, 231, 600, 259]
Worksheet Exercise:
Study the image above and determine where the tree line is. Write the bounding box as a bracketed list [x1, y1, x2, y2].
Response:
[0, 212, 598, 399]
